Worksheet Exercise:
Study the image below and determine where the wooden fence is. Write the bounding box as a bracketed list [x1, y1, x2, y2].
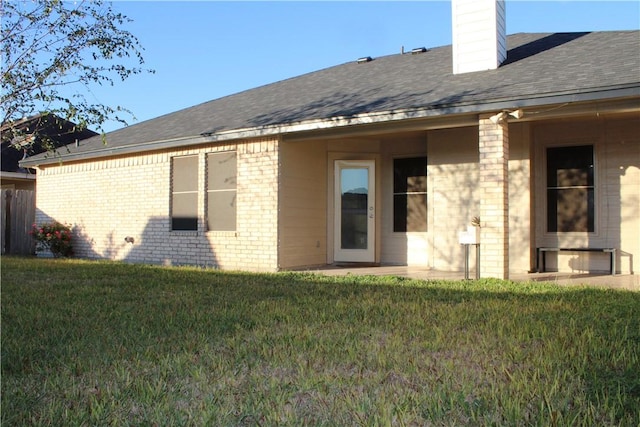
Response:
[1, 189, 36, 255]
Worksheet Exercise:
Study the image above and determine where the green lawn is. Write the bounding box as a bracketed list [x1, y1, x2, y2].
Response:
[2, 257, 639, 426]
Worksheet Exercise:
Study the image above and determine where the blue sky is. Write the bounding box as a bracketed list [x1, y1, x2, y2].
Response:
[91, 1, 640, 132]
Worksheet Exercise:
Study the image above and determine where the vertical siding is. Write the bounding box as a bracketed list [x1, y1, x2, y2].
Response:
[427, 127, 480, 271]
[379, 133, 428, 266]
[508, 123, 533, 273]
[604, 116, 640, 274]
[278, 140, 328, 269]
[533, 115, 639, 274]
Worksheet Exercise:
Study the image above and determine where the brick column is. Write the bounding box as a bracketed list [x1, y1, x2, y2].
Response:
[478, 115, 509, 279]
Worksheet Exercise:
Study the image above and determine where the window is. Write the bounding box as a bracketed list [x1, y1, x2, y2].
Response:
[171, 155, 199, 231]
[393, 156, 427, 232]
[546, 145, 594, 232]
[207, 152, 237, 231]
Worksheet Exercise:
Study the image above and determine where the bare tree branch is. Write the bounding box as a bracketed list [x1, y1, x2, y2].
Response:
[1, 0, 154, 148]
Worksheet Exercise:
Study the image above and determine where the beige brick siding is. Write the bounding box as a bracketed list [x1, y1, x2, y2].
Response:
[479, 116, 509, 279]
[35, 137, 280, 272]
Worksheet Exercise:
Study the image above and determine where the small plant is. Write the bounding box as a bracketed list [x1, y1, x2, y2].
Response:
[470, 216, 481, 227]
[30, 221, 73, 257]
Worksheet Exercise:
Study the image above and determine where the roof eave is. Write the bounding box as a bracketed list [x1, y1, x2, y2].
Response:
[20, 85, 640, 168]
[0, 171, 36, 181]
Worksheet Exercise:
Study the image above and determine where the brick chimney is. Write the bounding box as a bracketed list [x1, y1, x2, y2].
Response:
[452, 0, 506, 74]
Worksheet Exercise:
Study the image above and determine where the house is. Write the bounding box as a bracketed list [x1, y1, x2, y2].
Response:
[1, 114, 97, 255]
[1, 113, 98, 190]
[21, 0, 640, 278]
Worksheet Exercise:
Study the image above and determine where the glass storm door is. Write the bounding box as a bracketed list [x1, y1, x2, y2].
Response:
[334, 160, 375, 263]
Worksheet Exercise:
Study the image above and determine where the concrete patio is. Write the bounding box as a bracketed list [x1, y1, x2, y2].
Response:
[303, 265, 639, 291]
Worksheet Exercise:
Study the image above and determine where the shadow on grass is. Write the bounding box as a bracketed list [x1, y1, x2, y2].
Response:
[2, 258, 639, 425]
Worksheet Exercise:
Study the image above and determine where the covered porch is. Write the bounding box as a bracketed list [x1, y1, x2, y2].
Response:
[278, 109, 638, 279]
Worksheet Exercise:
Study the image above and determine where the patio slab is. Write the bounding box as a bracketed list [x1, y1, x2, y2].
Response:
[303, 265, 639, 291]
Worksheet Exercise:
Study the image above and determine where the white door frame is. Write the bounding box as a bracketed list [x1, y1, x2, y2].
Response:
[333, 160, 376, 263]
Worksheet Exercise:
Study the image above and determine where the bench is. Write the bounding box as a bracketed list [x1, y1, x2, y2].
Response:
[536, 247, 616, 275]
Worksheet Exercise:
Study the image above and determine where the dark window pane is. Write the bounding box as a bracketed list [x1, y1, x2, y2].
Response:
[341, 191, 368, 249]
[172, 193, 198, 231]
[548, 188, 594, 232]
[407, 175, 427, 193]
[546, 145, 594, 232]
[394, 195, 408, 232]
[547, 145, 593, 187]
[172, 217, 198, 231]
[394, 194, 428, 232]
[406, 193, 428, 232]
[394, 157, 427, 232]
[394, 157, 427, 193]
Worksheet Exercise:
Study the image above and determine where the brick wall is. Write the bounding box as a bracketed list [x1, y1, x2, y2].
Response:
[34, 137, 280, 272]
[478, 116, 509, 279]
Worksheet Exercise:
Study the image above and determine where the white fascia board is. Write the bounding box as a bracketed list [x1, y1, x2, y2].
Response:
[0, 171, 36, 180]
[21, 84, 640, 167]
[208, 85, 640, 142]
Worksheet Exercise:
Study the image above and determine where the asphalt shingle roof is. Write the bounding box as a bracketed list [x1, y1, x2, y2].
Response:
[24, 31, 640, 165]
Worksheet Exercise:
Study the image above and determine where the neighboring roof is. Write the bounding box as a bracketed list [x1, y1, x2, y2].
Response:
[22, 31, 640, 167]
[2, 113, 98, 172]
